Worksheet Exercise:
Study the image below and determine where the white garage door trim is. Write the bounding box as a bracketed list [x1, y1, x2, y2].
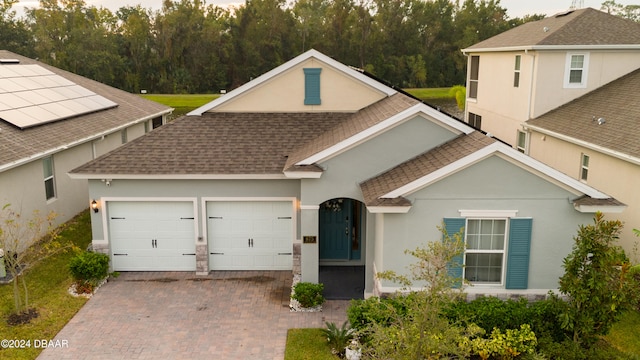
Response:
[203, 197, 296, 271]
[105, 198, 198, 271]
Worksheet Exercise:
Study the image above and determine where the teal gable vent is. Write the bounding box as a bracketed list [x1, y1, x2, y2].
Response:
[304, 68, 322, 105]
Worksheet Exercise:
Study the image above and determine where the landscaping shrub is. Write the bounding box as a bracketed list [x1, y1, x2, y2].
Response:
[68, 251, 109, 292]
[291, 282, 324, 308]
[322, 321, 354, 358]
[347, 293, 417, 332]
[443, 296, 531, 332]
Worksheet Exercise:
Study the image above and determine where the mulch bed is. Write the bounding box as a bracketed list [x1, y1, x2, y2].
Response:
[7, 308, 39, 326]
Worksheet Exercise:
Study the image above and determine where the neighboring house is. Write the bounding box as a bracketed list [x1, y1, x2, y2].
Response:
[0, 50, 172, 249]
[462, 8, 640, 254]
[70, 49, 624, 299]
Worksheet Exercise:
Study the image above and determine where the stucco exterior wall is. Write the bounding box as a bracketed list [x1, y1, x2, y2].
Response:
[87, 178, 301, 242]
[212, 58, 386, 112]
[378, 156, 592, 292]
[467, 50, 640, 146]
[300, 115, 460, 205]
[529, 130, 640, 258]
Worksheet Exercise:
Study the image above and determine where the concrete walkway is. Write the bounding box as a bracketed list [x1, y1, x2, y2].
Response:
[38, 271, 349, 360]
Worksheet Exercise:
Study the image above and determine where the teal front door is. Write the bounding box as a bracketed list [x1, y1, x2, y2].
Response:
[319, 199, 353, 260]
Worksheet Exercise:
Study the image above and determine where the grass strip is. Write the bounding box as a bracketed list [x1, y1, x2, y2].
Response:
[0, 211, 92, 360]
[285, 328, 338, 360]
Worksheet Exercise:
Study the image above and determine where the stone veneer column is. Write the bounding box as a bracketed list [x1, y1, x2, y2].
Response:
[195, 243, 208, 275]
[292, 243, 301, 275]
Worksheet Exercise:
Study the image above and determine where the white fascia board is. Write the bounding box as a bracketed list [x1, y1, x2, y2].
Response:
[382, 142, 612, 200]
[283, 170, 323, 179]
[366, 205, 412, 214]
[381, 144, 497, 198]
[0, 109, 172, 174]
[296, 103, 470, 166]
[67, 173, 290, 180]
[525, 124, 640, 166]
[462, 44, 640, 54]
[574, 204, 627, 214]
[188, 49, 396, 116]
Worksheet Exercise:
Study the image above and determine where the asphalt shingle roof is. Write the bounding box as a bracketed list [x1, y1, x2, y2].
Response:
[71, 112, 351, 175]
[360, 131, 495, 206]
[0, 50, 171, 169]
[527, 67, 640, 160]
[465, 8, 640, 50]
[284, 93, 420, 169]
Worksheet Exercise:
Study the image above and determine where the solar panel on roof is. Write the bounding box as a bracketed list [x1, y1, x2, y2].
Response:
[0, 64, 117, 129]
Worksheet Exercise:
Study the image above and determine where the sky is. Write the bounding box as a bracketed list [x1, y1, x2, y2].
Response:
[11, 0, 639, 18]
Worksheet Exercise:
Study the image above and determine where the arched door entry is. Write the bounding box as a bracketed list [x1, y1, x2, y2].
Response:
[319, 198, 362, 261]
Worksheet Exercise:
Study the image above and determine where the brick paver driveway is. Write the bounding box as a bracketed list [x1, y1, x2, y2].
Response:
[38, 271, 349, 360]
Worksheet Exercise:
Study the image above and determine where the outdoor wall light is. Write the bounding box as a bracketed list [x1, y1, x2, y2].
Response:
[91, 200, 99, 213]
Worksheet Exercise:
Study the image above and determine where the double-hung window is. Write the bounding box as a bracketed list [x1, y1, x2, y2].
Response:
[565, 53, 589, 88]
[580, 154, 590, 181]
[43, 156, 56, 200]
[444, 216, 532, 289]
[464, 219, 506, 284]
[468, 112, 482, 129]
[468, 56, 480, 99]
[516, 130, 528, 153]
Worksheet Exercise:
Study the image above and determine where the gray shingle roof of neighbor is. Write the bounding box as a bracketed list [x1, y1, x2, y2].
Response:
[70, 112, 352, 175]
[0, 50, 172, 170]
[359, 131, 496, 207]
[527, 67, 640, 160]
[464, 8, 640, 51]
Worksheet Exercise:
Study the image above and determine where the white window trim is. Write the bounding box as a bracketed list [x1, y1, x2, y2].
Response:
[516, 130, 528, 154]
[43, 156, 56, 201]
[459, 209, 518, 218]
[514, 55, 521, 88]
[564, 52, 589, 88]
[580, 153, 590, 182]
[463, 218, 508, 287]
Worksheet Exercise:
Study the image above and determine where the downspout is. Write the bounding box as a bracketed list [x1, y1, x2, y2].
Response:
[525, 49, 536, 120]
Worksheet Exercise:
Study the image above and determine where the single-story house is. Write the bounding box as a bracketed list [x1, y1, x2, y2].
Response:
[0, 50, 172, 248]
[69, 49, 624, 298]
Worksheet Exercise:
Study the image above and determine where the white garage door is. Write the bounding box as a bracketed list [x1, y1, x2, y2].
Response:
[108, 201, 196, 271]
[207, 201, 293, 270]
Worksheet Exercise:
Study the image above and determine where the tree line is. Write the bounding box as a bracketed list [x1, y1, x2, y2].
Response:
[0, 0, 635, 94]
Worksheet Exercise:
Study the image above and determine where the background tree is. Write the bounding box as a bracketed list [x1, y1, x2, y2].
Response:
[558, 212, 638, 346]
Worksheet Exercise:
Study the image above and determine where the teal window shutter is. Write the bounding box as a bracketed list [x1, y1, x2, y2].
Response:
[304, 68, 322, 105]
[443, 218, 465, 288]
[506, 218, 532, 289]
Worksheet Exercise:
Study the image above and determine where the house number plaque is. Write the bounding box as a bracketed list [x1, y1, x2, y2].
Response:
[303, 236, 317, 244]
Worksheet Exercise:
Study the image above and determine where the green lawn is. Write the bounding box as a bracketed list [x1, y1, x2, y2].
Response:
[0, 211, 92, 360]
[605, 310, 640, 357]
[285, 328, 338, 360]
[404, 87, 454, 100]
[140, 94, 219, 117]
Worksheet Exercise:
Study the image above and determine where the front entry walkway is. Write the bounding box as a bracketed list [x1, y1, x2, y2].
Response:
[37, 271, 349, 360]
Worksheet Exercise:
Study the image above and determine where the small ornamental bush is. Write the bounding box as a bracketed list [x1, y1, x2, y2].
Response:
[322, 321, 354, 357]
[291, 282, 324, 308]
[69, 251, 109, 285]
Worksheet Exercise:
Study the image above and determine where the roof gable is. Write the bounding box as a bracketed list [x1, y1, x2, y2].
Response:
[360, 132, 622, 213]
[526, 67, 640, 164]
[464, 8, 640, 52]
[188, 49, 396, 115]
[285, 93, 473, 172]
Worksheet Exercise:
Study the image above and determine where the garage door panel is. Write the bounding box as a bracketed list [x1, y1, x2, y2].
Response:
[109, 201, 196, 271]
[207, 201, 293, 271]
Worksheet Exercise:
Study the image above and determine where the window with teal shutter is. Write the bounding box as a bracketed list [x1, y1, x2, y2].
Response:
[304, 68, 321, 105]
[443, 218, 465, 287]
[505, 218, 532, 289]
